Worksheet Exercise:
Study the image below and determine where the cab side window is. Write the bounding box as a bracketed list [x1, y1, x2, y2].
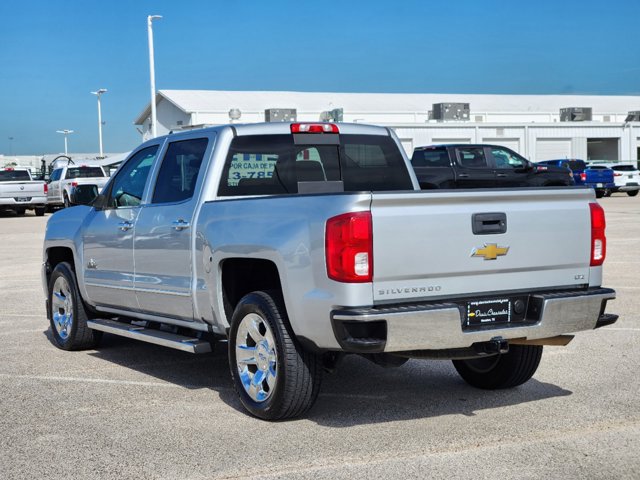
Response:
[411, 149, 450, 167]
[49, 169, 62, 182]
[491, 148, 527, 169]
[151, 138, 209, 204]
[457, 147, 488, 168]
[106, 146, 159, 208]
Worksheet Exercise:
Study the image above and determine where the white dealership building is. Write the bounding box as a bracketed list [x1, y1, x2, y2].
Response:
[135, 90, 640, 162]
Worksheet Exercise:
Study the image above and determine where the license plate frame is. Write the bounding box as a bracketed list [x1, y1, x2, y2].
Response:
[14, 197, 31, 202]
[466, 298, 511, 327]
[597, 183, 603, 188]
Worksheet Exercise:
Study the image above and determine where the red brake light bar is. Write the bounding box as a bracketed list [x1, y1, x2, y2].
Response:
[589, 203, 606, 267]
[326, 212, 373, 283]
[291, 123, 339, 134]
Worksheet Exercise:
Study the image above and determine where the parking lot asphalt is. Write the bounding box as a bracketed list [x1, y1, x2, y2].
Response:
[0, 196, 638, 480]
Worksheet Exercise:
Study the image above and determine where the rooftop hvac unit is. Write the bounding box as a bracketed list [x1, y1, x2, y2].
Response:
[560, 107, 592, 122]
[431, 103, 470, 121]
[625, 111, 640, 122]
[265, 108, 297, 122]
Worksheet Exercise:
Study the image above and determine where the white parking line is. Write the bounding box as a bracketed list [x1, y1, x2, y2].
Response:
[0, 373, 387, 400]
[0, 329, 44, 336]
[602, 328, 640, 332]
[0, 313, 44, 318]
[0, 373, 198, 389]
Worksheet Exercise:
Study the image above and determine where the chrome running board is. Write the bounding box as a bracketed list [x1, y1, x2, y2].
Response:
[87, 319, 212, 354]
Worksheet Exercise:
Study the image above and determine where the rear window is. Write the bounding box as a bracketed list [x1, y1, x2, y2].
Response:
[66, 167, 105, 179]
[218, 134, 413, 196]
[564, 160, 586, 171]
[612, 165, 638, 172]
[0, 170, 31, 181]
[411, 149, 450, 167]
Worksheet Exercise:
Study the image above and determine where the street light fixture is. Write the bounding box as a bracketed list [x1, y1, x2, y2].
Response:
[56, 129, 74, 155]
[91, 88, 107, 158]
[147, 14, 162, 138]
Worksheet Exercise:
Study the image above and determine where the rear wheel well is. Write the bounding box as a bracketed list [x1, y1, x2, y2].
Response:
[221, 258, 283, 322]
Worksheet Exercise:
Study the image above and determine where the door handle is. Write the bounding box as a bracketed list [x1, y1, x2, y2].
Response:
[496, 173, 507, 177]
[172, 219, 190, 231]
[458, 174, 470, 178]
[118, 221, 133, 232]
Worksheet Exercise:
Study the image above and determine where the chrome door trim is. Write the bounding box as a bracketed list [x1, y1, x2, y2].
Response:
[135, 286, 191, 297]
[85, 282, 135, 292]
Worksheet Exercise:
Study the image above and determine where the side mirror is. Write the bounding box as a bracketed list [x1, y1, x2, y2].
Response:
[69, 184, 99, 207]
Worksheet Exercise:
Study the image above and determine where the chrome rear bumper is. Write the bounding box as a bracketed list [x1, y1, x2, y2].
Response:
[331, 288, 616, 353]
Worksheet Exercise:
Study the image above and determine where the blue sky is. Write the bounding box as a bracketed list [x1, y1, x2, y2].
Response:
[1, 0, 639, 155]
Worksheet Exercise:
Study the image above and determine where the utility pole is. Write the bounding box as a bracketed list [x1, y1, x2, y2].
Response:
[147, 15, 162, 138]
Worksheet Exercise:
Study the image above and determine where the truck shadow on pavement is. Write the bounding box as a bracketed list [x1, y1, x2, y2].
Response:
[82, 334, 572, 426]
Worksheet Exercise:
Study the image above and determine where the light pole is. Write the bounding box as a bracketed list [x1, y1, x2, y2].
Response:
[56, 130, 74, 155]
[8, 137, 14, 156]
[91, 88, 107, 157]
[147, 14, 162, 138]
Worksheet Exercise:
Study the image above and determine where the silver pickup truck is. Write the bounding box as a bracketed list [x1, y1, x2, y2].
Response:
[42, 122, 617, 420]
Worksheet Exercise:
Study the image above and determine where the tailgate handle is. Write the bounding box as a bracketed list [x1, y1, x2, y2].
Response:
[472, 213, 507, 235]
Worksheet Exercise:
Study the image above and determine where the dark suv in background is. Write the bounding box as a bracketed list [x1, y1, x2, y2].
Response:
[410, 144, 574, 190]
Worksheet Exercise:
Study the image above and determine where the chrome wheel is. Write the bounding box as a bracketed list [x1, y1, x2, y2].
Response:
[235, 313, 278, 403]
[51, 276, 73, 340]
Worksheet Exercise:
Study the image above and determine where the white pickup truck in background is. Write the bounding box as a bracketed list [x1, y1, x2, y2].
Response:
[47, 164, 109, 208]
[0, 167, 47, 216]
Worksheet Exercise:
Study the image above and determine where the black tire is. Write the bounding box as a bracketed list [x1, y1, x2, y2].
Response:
[15, 207, 26, 216]
[627, 190, 639, 197]
[452, 345, 543, 389]
[48, 262, 101, 350]
[35, 206, 46, 216]
[595, 190, 605, 198]
[63, 193, 70, 208]
[228, 290, 322, 420]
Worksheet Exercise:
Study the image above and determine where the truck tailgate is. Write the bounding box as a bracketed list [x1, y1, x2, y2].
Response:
[0, 181, 44, 198]
[585, 169, 613, 185]
[371, 188, 594, 303]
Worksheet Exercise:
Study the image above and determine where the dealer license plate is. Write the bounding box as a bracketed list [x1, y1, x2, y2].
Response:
[466, 298, 511, 327]
[14, 197, 31, 202]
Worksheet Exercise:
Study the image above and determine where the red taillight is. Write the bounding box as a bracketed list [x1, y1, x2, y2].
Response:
[43, 183, 48, 194]
[291, 123, 339, 134]
[71, 181, 78, 187]
[326, 212, 372, 283]
[589, 203, 606, 266]
[580, 172, 587, 182]
[614, 173, 622, 177]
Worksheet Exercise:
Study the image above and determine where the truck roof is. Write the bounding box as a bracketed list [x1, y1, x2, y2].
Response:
[414, 144, 517, 150]
[162, 122, 391, 140]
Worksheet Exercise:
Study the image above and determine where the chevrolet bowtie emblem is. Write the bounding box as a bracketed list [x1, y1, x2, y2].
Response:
[471, 243, 509, 260]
